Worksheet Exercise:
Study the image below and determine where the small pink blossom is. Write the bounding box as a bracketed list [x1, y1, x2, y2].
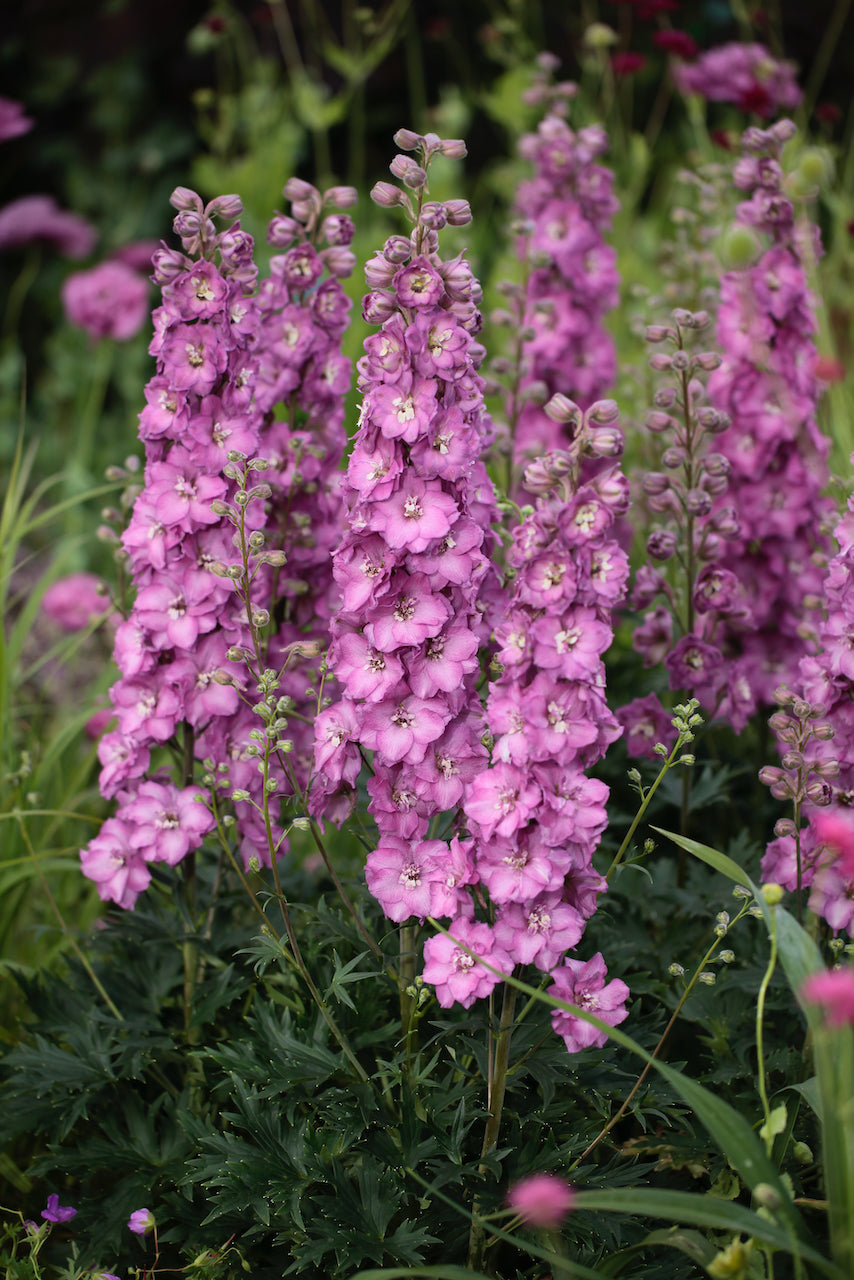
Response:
[801, 968, 854, 1027]
[506, 1173, 575, 1228]
[62, 261, 150, 341]
[42, 573, 110, 631]
[128, 1208, 155, 1236]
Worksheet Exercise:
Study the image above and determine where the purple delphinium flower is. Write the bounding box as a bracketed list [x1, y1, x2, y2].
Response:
[709, 121, 833, 718]
[80, 189, 265, 904]
[674, 42, 802, 118]
[41, 1194, 77, 1224]
[312, 130, 497, 849]
[548, 952, 630, 1053]
[501, 75, 619, 479]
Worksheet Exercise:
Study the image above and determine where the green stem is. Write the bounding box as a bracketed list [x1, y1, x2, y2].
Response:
[468, 983, 517, 1273]
[574, 905, 748, 1166]
[606, 737, 686, 881]
[756, 904, 778, 1154]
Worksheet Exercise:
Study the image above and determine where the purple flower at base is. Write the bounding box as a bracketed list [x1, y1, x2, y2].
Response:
[506, 1173, 576, 1228]
[801, 968, 854, 1027]
[62, 261, 150, 342]
[128, 1208, 155, 1236]
[548, 952, 630, 1053]
[41, 1194, 77, 1223]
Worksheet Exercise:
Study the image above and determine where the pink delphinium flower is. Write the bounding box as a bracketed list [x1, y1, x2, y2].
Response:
[674, 43, 802, 117]
[509, 94, 619, 474]
[506, 1173, 576, 1228]
[548, 952, 630, 1053]
[62, 261, 150, 341]
[801, 968, 854, 1027]
[80, 189, 270, 900]
[42, 573, 110, 631]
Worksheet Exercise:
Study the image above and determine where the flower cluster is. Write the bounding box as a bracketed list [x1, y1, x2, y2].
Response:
[80, 189, 266, 906]
[674, 42, 802, 118]
[761, 487, 854, 933]
[709, 121, 832, 716]
[221, 178, 358, 842]
[312, 132, 499, 884]
[506, 91, 619, 474]
[449, 395, 630, 1041]
[620, 310, 744, 748]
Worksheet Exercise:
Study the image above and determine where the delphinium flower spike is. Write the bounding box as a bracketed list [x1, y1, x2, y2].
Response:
[499, 66, 619, 483]
[311, 131, 500, 942]
[80, 190, 266, 905]
[708, 120, 833, 718]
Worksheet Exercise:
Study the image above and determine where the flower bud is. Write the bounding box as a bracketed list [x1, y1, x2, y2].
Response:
[323, 184, 358, 208]
[544, 394, 581, 425]
[643, 472, 670, 496]
[685, 488, 712, 516]
[649, 353, 673, 371]
[393, 128, 422, 151]
[588, 398, 619, 425]
[645, 325, 672, 343]
[436, 137, 467, 159]
[647, 530, 678, 561]
[691, 351, 722, 372]
[662, 446, 686, 469]
[170, 187, 203, 212]
[645, 411, 676, 433]
[206, 193, 243, 220]
[761, 883, 784, 906]
[419, 201, 447, 230]
[444, 198, 472, 225]
[370, 181, 412, 211]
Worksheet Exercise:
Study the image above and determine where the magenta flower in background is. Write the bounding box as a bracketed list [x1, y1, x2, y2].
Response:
[62, 261, 150, 341]
[41, 1194, 77, 1223]
[506, 1173, 576, 1228]
[0, 96, 33, 141]
[0, 195, 97, 259]
[42, 573, 111, 632]
[801, 968, 854, 1027]
[674, 43, 802, 117]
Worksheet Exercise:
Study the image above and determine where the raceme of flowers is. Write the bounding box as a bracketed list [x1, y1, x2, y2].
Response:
[311, 131, 629, 1045]
[505, 88, 620, 476]
[81, 181, 357, 904]
[709, 120, 833, 720]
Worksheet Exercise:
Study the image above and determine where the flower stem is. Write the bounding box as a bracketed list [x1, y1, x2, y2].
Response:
[468, 983, 517, 1273]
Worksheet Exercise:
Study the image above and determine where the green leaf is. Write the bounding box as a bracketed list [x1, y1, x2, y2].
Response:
[651, 828, 752, 887]
[573, 1190, 841, 1275]
[596, 1226, 716, 1276]
[784, 1076, 822, 1122]
[351, 1269, 494, 1280]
